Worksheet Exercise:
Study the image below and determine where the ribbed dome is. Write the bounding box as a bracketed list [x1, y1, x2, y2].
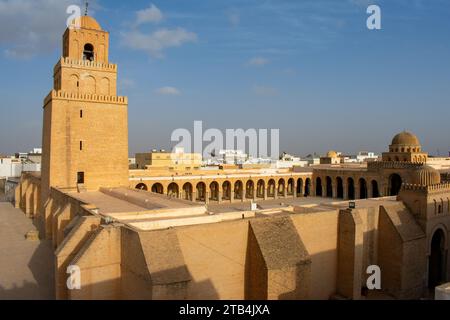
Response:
[410, 165, 441, 186]
[326, 150, 338, 158]
[391, 131, 420, 146]
[70, 16, 102, 30]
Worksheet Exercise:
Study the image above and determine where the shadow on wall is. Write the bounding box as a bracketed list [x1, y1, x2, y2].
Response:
[63, 266, 220, 300]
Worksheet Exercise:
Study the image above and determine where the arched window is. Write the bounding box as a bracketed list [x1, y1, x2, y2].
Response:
[83, 43, 94, 61]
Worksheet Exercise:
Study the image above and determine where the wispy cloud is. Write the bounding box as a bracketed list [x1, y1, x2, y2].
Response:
[0, 0, 83, 59]
[252, 85, 278, 96]
[156, 86, 181, 95]
[247, 57, 270, 67]
[135, 4, 163, 26]
[123, 5, 197, 58]
[121, 28, 197, 58]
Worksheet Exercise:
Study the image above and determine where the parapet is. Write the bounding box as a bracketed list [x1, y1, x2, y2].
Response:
[402, 182, 450, 194]
[55, 57, 117, 73]
[367, 161, 424, 171]
[44, 90, 128, 106]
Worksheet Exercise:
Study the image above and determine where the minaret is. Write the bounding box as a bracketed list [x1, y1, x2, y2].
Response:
[40, 15, 129, 238]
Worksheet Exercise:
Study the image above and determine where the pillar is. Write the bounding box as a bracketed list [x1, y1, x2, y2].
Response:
[230, 190, 235, 203]
[332, 184, 337, 199]
[343, 182, 348, 200]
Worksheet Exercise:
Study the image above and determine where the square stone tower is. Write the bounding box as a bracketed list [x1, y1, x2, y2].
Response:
[40, 15, 129, 235]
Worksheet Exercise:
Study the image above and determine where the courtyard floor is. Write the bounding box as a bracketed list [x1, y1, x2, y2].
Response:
[0, 199, 54, 299]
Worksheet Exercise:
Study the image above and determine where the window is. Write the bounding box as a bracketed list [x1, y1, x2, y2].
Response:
[80, 141, 83, 150]
[83, 43, 94, 61]
[80, 110, 83, 118]
[77, 172, 84, 184]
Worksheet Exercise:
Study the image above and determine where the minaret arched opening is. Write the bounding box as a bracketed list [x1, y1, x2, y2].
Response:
[83, 43, 94, 61]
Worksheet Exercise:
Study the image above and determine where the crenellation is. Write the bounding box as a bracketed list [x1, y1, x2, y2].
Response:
[54, 57, 117, 74]
[43, 89, 127, 106]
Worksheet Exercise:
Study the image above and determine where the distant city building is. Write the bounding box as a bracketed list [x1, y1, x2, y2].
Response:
[275, 152, 308, 169]
[0, 148, 42, 179]
[136, 147, 202, 171]
[303, 153, 321, 166]
[320, 150, 341, 165]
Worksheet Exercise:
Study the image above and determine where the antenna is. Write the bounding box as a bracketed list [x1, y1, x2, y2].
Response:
[84, 1, 89, 16]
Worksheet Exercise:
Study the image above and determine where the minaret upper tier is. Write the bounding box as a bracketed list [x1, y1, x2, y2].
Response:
[52, 15, 118, 96]
[64, 16, 109, 63]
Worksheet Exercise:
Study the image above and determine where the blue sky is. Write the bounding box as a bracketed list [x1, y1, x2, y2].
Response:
[0, 0, 449, 157]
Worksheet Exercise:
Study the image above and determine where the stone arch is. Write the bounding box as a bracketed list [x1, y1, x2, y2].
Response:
[196, 182, 206, 201]
[209, 181, 219, 201]
[167, 182, 179, 198]
[371, 180, 379, 198]
[234, 180, 243, 200]
[315, 177, 322, 197]
[267, 179, 276, 198]
[222, 181, 231, 201]
[182, 182, 193, 201]
[326, 176, 333, 198]
[69, 74, 79, 93]
[359, 178, 367, 199]
[99, 77, 110, 95]
[304, 178, 311, 196]
[388, 173, 402, 196]
[151, 183, 163, 194]
[135, 183, 148, 191]
[257, 179, 265, 199]
[347, 177, 355, 200]
[336, 177, 344, 199]
[246, 180, 255, 199]
[82, 75, 96, 94]
[83, 43, 94, 61]
[428, 228, 447, 288]
[296, 178, 303, 197]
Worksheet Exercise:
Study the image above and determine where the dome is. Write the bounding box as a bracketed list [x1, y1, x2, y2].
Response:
[391, 131, 420, 146]
[71, 16, 102, 30]
[410, 165, 441, 186]
[326, 150, 338, 158]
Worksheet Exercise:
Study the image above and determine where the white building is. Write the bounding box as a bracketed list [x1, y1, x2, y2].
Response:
[0, 157, 41, 178]
[275, 152, 308, 168]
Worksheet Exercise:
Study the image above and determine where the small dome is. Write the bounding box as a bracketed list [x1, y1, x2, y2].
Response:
[71, 16, 102, 30]
[410, 165, 441, 186]
[391, 131, 420, 146]
[326, 150, 338, 158]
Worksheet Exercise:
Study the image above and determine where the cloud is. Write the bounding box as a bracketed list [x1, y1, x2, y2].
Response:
[156, 86, 181, 95]
[0, 0, 83, 59]
[253, 85, 278, 96]
[135, 4, 163, 25]
[247, 57, 270, 67]
[122, 28, 197, 58]
[227, 9, 240, 27]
